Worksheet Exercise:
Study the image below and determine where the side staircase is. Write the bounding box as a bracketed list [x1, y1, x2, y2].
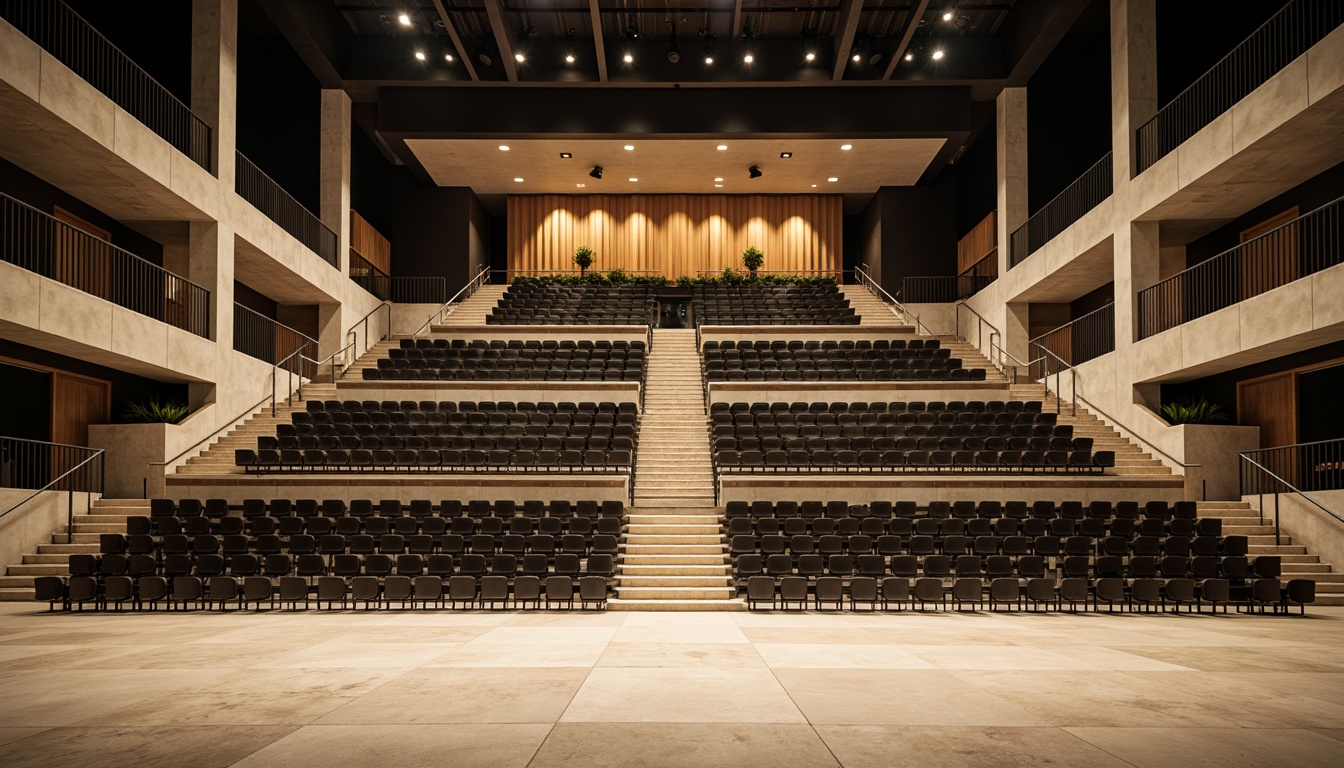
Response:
[0, 498, 143, 601]
[612, 328, 738, 610]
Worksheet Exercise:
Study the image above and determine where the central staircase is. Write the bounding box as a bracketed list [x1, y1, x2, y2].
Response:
[611, 328, 738, 610]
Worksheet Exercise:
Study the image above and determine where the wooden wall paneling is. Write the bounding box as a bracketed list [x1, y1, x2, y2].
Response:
[957, 211, 997, 273]
[1238, 372, 1297, 448]
[350, 211, 392, 276]
[1240, 207, 1299, 300]
[50, 372, 110, 448]
[52, 206, 111, 301]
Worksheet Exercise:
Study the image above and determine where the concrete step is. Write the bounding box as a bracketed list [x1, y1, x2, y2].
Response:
[627, 524, 723, 535]
[36, 544, 99, 555]
[632, 499, 718, 508]
[627, 515, 720, 525]
[625, 544, 725, 555]
[5, 564, 69, 576]
[625, 534, 722, 545]
[617, 576, 732, 587]
[620, 564, 731, 575]
[614, 586, 738, 600]
[0, 588, 36, 602]
[606, 597, 745, 611]
[623, 554, 729, 566]
[23, 554, 71, 565]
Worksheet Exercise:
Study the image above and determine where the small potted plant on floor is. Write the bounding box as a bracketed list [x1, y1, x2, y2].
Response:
[573, 245, 595, 277]
[741, 245, 764, 278]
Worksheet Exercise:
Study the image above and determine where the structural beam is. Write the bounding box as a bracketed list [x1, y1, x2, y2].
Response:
[589, 0, 608, 82]
[883, 0, 930, 81]
[483, 0, 519, 81]
[432, 0, 478, 81]
[831, 0, 864, 81]
[732, 0, 744, 39]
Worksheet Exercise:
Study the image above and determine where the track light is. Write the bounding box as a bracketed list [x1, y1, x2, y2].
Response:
[748, 165, 763, 179]
[589, 166, 604, 180]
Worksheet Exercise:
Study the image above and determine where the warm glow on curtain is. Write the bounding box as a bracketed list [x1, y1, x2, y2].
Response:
[507, 195, 843, 279]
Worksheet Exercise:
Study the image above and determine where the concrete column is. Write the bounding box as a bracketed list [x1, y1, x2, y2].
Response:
[191, 0, 238, 183]
[1115, 220, 1160, 351]
[996, 87, 1028, 278]
[320, 89, 352, 276]
[1111, 0, 1157, 184]
[188, 221, 233, 347]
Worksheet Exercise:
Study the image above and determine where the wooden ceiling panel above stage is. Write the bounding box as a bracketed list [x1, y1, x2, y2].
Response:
[507, 195, 842, 280]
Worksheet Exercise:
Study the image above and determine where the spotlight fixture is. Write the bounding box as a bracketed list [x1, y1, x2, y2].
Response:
[398, 13, 411, 26]
[811, 184, 818, 188]
[565, 53, 575, 64]
[780, 152, 792, 158]
[560, 152, 573, 159]
[478, 46, 494, 67]
[445, 53, 454, 62]
[932, 49, 945, 60]
[943, 11, 954, 21]
[589, 166, 604, 180]
[904, 53, 913, 61]
[805, 51, 816, 62]
[626, 13, 639, 39]
[705, 56, 714, 65]
[623, 53, 634, 63]
[714, 177, 724, 182]
[414, 50, 426, 61]
[667, 34, 680, 64]
[743, 53, 754, 64]
[515, 53, 525, 63]
[852, 52, 861, 63]
[748, 165, 763, 179]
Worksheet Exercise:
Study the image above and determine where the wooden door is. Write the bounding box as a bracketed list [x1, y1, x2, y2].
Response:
[51, 372, 110, 447]
[1240, 207, 1299, 299]
[1238, 372, 1297, 487]
[52, 207, 112, 301]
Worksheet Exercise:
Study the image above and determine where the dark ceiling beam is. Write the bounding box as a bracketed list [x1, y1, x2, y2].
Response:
[432, 0, 479, 81]
[830, 0, 863, 81]
[998, 0, 1090, 85]
[731, 0, 744, 38]
[482, 0, 519, 81]
[882, 0, 930, 81]
[589, 0, 608, 82]
[258, 0, 352, 89]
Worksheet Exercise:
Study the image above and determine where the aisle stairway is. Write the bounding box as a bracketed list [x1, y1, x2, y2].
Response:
[0, 498, 142, 601]
[841, 285, 908, 326]
[1009, 382, 1173, 477]
[174, 384, 338, 475]
[432, 284, 509, 327]
[1197, 500, 1343, 605]
[613, 328, 738, 610]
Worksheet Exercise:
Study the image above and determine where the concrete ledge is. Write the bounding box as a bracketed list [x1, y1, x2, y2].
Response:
[165, 473, 631, 504]
[719, 473, 1185, 505]
[337, 380, 641, 407]
[707, 381, 1010, 405]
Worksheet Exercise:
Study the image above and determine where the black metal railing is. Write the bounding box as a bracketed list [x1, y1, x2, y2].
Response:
[233, 303, 316, 377]
[0, 436, 103, 494]
[1242, 438, 1344, 497]
[1, 192, 210, 337]
[1138, 195, 1343, 339]
[352, 274, 449, 303]
[900, 274, 994, 303]
[1010, 153, 1113, 268]
[235, 151, 338, 268]
[1028, 302, 1115, 380]
[1137, 0, 1344, 174]
[0, 0, 212, 170]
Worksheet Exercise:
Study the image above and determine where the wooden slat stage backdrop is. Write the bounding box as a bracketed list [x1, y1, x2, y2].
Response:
[507, 195, 842, 279]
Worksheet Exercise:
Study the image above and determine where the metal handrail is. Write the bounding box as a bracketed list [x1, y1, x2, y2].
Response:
[0, 440, 105, 544]
[1073, 393, 1202, 475]
[955, 301, 1001, 358]
[1240, 448, 1344, 546]
[412, 264, 492, 337]
[149, 393, 275, 473]
[988, 336, 1043, 384]
[1030, 343, 1076, 416]
[1010, 152, 1113, 267]
[235, 150, 338, 267]
[853, 264, 932, 335]
[271, 345, 311, 416]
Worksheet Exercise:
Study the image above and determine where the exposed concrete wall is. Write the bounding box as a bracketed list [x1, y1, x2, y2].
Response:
[0, 489, 93, 576]
[1247, 489, 1344, 581]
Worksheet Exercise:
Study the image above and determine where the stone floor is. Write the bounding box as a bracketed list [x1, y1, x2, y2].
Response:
[0, 603, 1341, 768]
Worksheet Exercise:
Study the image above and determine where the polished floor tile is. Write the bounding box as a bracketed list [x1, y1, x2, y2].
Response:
[1064, 727, 1344, 768]
[530, 723, 840, 768]
[774, 669, 1045, 726]
[561, 667, 807, 723]
[0, 726, 297, 768]
[314, 667, 589, 724]
[230, 724, 552, 768]
[816, 725, 1133, 768]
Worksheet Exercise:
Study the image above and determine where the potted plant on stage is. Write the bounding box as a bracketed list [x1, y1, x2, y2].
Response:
[742, 245, 764, 278]
[573, 245, 595, 277]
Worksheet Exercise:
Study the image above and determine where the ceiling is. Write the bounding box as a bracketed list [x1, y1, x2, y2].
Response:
[405, 137, 946, 207]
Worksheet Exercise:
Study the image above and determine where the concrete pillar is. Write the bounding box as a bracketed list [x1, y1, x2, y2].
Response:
[320, 89, 352, 276]
[188, 221, 232, 347]
[1116, 220, 1160, 351]
[996, 87, 1028, 278]
[191, 0, 238, 183]
[1111, 0, 1157, 184]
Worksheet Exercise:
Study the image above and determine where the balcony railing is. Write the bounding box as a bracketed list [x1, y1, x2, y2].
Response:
[1028, 302, 1115, 380]
[233, 303, 316, 378]
[900, 251, 999, 303]
[1, 193, 210, 337]
[1010, 153, 1113, 268]
[0, 0, 212, 170]
[235, 152, 338, 268]
[1137, 195, 1343, 339]
[1137, 0, 1344, 174]
[1242, 438, 1344, 497]
[0, 436, 103, 494]
[349, 251, 449, 303]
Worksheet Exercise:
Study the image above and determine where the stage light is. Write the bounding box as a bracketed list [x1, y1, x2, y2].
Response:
[748, 166, 763, 179]
[589, 166, 604, 180]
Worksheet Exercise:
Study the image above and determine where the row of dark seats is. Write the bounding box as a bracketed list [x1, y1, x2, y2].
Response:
[714, 448, 1115, 474]
[490, 283, 656, 325]
[262, 434, 636, 452]
[705, 339, 940, 351]
[400, 338, 647, 351]
[365, 366, 643, 383]
[714, 437, 1089, 455]
[708, 368, 987, 382]
[693, 284, 855, 325]
[36, 573, 611, 612]
[144, 514, 621, 539]
[723, 499, 1194, 521]
[147, 498, 626, 519]
[727, 514, 1218, 540]
[742, 574, 1315, 614]
[728, 533, 1241, 561]
[711, 400, 1045, 415]
[236, 447, 634, 473]
[101, 531, 622, 559]
[305, 400, 638, 414]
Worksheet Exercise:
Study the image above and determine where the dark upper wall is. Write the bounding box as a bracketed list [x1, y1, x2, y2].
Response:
[1161, 341, 1344, 429]
[236, 0, 320, 215]
[1185, 160, 1344, 268]
[1070, 282, 1114, 319]
[233, 280, 278, 320]
[954, 109, 997, 240]
[64, 0, 191, 104]
[0, 339, 189, 425]
[876, 179, 958, 291]
[0, 157, 164, 266]
[393, 185, 490, 291]
[1156, 0, 1292, 107]
[350, 127, 403, 239]
[1026, 0, 1111, 213]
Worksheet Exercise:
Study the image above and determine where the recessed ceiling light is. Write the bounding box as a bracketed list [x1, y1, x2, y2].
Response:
[623, 53, 633, 63]
[716, 145, 728, 151]
[827, 177, 838, 182]
[560, 152, 572, 159]
[414, 50, 426, 61]
[932, 49, 945, 60]
[805, 52, 815, 62]
[780, 152, 793, 159]
[565, 54, 575, 64]
[398, 13, 411, 26]
[714, 177, 723, 182]
[513, 177, 524, 182]
[904, 53, 913, 61]
[852, 53, 861, 62]
[624, 145, 635, 151]
[841, 144, 853, 151]
[811, 184, 818, 188]
[705, 56, 714, 64]
[714, 184, 723, 188]
[628, 177, 638, 182]
[743, 54, 754, 63]
[577, 183, 586, 188]
[498, 145, 510, 151]
[943, 11, 954, 21]
[445, 53, 454, 62]
[515, 53, 525, 63]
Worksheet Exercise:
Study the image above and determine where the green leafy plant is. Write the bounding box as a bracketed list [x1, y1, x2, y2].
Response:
[721, 267, 744, 283]
[572, 245, 595, 276]
[122, 398, 192, 425]
[607, 268, 628, 284]
[1161, 397, 1230, 425]
[741, 245, 764, 277]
